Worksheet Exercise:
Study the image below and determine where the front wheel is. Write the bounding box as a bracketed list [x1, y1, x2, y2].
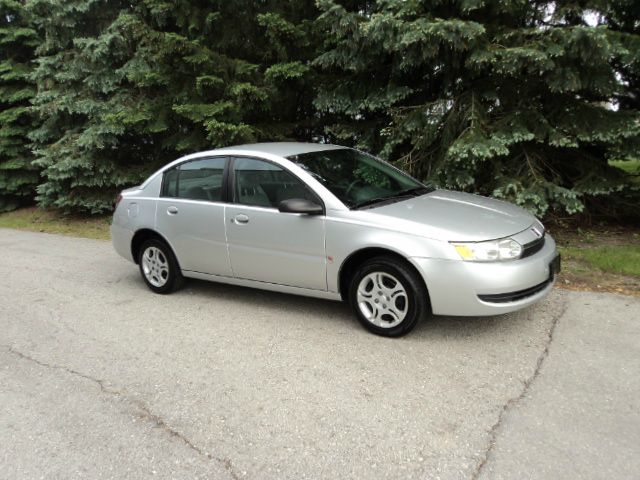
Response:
[348, 256, 429, 337]
[138, 239, 183, 294]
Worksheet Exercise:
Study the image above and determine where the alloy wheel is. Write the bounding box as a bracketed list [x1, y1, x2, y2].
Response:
[356, 272, 408, 328]
[141, 246, 169, 288]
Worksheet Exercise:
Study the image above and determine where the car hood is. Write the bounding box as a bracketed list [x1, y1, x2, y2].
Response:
[369, 190, 536, 241]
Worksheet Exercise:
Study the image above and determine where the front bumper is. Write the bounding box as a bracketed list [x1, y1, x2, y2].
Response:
[411, 235, 558, 316]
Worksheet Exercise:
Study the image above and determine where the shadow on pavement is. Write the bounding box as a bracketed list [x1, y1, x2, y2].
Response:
[168, 276, 524, 342]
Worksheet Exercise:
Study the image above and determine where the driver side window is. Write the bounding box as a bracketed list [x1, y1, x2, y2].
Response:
[233, 157, 317, 208]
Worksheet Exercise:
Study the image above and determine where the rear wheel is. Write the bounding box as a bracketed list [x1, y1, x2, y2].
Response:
[138, 239, 183, 294]
[348, 256, 428, 337]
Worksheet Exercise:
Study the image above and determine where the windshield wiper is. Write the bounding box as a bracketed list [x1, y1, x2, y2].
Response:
[353, 186, 430, 210]
[396, 186, 431, 197]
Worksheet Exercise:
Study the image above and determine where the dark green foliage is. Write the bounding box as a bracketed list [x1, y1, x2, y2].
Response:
[28, 0, 319, 213]
[0, 0, 39, 212]
[1, 0, 638, 217]
[314, 0, 640, 217]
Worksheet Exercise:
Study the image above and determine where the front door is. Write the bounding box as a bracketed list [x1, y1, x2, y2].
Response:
[226, 157, 327, 290]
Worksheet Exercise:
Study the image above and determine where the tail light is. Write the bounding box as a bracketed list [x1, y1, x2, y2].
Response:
[115, 193, 123, 208]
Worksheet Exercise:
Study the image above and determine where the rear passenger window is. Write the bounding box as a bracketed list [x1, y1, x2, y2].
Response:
[161, 157, 227, 202]
[162, 168, 179, 197]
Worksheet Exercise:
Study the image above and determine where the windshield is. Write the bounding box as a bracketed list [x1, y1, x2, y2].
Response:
[287, 148, 430, 209]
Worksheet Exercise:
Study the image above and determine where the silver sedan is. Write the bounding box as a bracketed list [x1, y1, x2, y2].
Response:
[111, 143, 560, 336]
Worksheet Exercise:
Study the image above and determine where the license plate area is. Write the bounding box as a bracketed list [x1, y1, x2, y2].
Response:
[550, 254, 561, 278]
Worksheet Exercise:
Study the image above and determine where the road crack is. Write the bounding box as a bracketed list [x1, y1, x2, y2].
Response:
[5, 346, 242, 480]
[470, 295, 570, 480]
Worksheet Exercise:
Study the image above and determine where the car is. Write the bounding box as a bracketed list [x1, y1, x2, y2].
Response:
[111, 142, 560, 337]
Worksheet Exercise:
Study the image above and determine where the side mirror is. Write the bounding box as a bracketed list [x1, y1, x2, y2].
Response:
[278, 198, 323, 215]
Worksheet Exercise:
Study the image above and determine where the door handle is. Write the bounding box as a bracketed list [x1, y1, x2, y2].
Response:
[167, 206, 179, 215]
[233, 214, 249, 224]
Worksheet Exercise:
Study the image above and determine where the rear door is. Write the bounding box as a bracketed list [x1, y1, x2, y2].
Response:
[225, 157, 327, 290]
[155, 156, 232, 276]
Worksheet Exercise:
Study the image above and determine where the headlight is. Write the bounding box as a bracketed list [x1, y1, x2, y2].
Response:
[451, 238, 523, 262]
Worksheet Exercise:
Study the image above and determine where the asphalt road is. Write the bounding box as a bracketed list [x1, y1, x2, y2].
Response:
[1, 228, 639, 480]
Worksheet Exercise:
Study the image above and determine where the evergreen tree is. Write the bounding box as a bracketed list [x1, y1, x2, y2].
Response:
[314, 0, 640, 217]
[28, 0, 319, 214]
[0, 0, 39, 212]
[7, 0, 639, 217]
[599, 1, 639, 112]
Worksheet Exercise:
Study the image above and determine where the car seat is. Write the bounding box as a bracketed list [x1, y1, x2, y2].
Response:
[237, 172, 272, 207]
[185, 186, 210, 201]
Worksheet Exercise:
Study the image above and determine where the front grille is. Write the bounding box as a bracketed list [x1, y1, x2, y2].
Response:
[521, 234, 545, 259]
[478, 278, 551, 304]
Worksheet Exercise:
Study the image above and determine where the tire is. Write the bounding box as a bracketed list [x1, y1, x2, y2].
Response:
[348, 256, 429, 337]
[138, 238, 184, 294]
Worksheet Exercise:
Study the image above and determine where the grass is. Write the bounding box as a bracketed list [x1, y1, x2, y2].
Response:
[0, 207, 110, 240]
[610, 159, 640, 185]
[552, 225, 640, 296]
[560, 245, 640, 277]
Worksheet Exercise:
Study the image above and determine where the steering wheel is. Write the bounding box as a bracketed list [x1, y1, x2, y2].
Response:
[345, 179, 365, 197]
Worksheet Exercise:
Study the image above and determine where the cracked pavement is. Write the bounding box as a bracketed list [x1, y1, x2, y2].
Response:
[1, 229, 639, 479]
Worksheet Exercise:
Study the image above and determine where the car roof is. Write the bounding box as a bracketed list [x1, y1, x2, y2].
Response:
[138, 141, 352, 211]
[213, 142, 347, 158]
